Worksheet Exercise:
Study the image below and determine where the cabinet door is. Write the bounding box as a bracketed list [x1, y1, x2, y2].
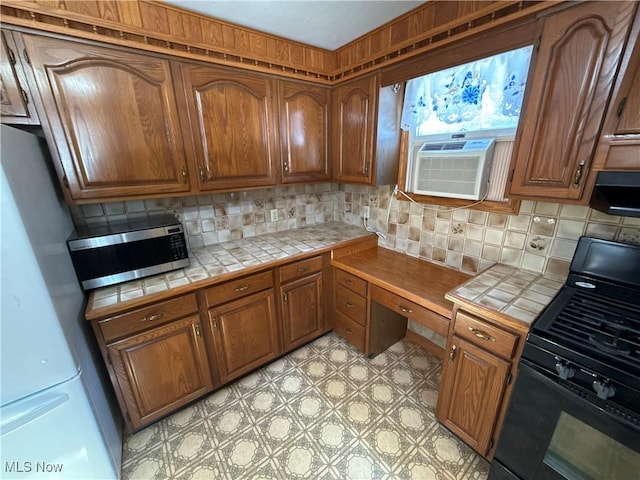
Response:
[436, 335, 510, 457]
[332, 75, 378, 184]
[596, 10, 640, 171]
[208, 289, 279, 383]
[23, 35, 191, 202]
[278, 81, 330, 183]
[281, 272, 323, 352]
[1, 31, 39, 125]
[509, 1, 637, 199]
[175, 64, 278, 191]
[108, 315, 213, 431]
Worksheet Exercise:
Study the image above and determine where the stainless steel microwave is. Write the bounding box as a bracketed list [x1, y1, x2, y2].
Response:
[67, 214, 189, 290]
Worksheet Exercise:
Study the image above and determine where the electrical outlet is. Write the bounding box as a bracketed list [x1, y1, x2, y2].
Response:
[270, 209, 278, 222]
[363, 206, 370, 219]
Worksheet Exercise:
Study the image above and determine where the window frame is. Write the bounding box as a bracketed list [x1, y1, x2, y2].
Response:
[388, 15, 543, 213]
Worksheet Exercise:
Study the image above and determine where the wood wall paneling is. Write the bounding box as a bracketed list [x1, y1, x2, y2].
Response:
[113, 1, 141, 27]
[1, 0, 552, 85]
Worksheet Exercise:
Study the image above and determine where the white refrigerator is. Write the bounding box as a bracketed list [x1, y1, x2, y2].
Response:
[1, 125, 122, 479]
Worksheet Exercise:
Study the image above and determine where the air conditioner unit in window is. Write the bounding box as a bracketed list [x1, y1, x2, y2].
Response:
[410, 138, 496, 200]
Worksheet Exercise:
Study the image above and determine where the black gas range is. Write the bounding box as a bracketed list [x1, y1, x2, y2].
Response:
[489, 237, 640, 480]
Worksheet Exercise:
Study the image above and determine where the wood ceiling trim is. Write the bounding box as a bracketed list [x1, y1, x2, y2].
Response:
[0, 0, 554, 85]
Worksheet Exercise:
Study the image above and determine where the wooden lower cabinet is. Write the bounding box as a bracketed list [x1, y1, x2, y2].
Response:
[92, 251, 378, 432]
[280, 272, 323, 352]
[107, 314, 213, 432]
[436, 335, 510, 455]
[207, 289, 280, 383]
[436, 308, 524, 459]
[278, 255, 330, 352]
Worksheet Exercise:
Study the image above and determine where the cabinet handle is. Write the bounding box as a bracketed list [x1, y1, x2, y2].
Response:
[616, 97, 627, 118]
[198, 165, 206, 183]
[234, 285, 250, 293]
[363, 162, 369, 176]
[211, 316, 218, 331]
[344, 328, 353, 335]
[7, 47, 16, 65]
[449, 344, 457, 362]
[573, 160, 586, 188]
[142, 312, 164, 322]
[20, 88, 29, 105]
[345, 302, 354, 308]
[283, 161, 290, 173]
[181, 166, 187, 184]
[468, 327, 496, 342]
[283, 292, 288, 304]
[296, 266, 309, 273]
[398, 305, 413, 314]
[194, 324, 201, 337]
[344, 279, 354, 286]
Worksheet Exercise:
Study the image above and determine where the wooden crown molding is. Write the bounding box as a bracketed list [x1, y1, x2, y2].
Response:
[0, 0, 556, 84]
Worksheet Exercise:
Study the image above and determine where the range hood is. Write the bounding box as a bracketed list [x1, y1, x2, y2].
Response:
[590, 171, 640, 217]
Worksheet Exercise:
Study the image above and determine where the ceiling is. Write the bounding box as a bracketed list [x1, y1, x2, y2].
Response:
[162, 1, 426, 51]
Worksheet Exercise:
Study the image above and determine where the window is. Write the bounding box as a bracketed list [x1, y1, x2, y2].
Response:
[400, 45, 534, 204]
[401, 45, 534, 138]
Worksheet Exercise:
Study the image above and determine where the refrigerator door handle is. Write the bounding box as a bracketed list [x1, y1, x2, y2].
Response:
[1, 391, 69, 436]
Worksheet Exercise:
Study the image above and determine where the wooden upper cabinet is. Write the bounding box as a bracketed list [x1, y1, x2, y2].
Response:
[278, 81, 330, 183]
[1, 30, 39, 125]
[509, 1, 638, 200]
[593, 8, 640, 171]
[332, 74, 378, 184]
[22, 34, 191, 202]
[174, 64, 278, 191]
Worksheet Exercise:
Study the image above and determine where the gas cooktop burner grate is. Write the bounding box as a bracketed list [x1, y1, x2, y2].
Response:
[548, 289, 640, 369]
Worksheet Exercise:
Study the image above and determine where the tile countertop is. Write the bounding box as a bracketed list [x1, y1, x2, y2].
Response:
[86, 222, 375, 320]
[445, 263, 565, 330]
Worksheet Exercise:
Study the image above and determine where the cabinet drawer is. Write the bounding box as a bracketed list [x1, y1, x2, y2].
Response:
[454, 311, 519, 359]
[335, 269, 367, 296]
[205, 270, 273, 307]
[370, 285, 449, 337]
[335, 285, 366, 326]
[98, 293, 198, 343]
[279, 255, 323, 283]
[334, 311, 365, 352]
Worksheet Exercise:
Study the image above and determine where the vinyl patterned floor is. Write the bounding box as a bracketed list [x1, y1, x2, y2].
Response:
[120, 332, 489, 480]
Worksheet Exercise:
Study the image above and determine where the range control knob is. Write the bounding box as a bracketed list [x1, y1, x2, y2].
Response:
[554, 358, 576, 380]
[593, 379, 616, 400]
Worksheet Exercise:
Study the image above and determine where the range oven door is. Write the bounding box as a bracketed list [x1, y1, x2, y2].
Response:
[490, 359, 640, 480]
